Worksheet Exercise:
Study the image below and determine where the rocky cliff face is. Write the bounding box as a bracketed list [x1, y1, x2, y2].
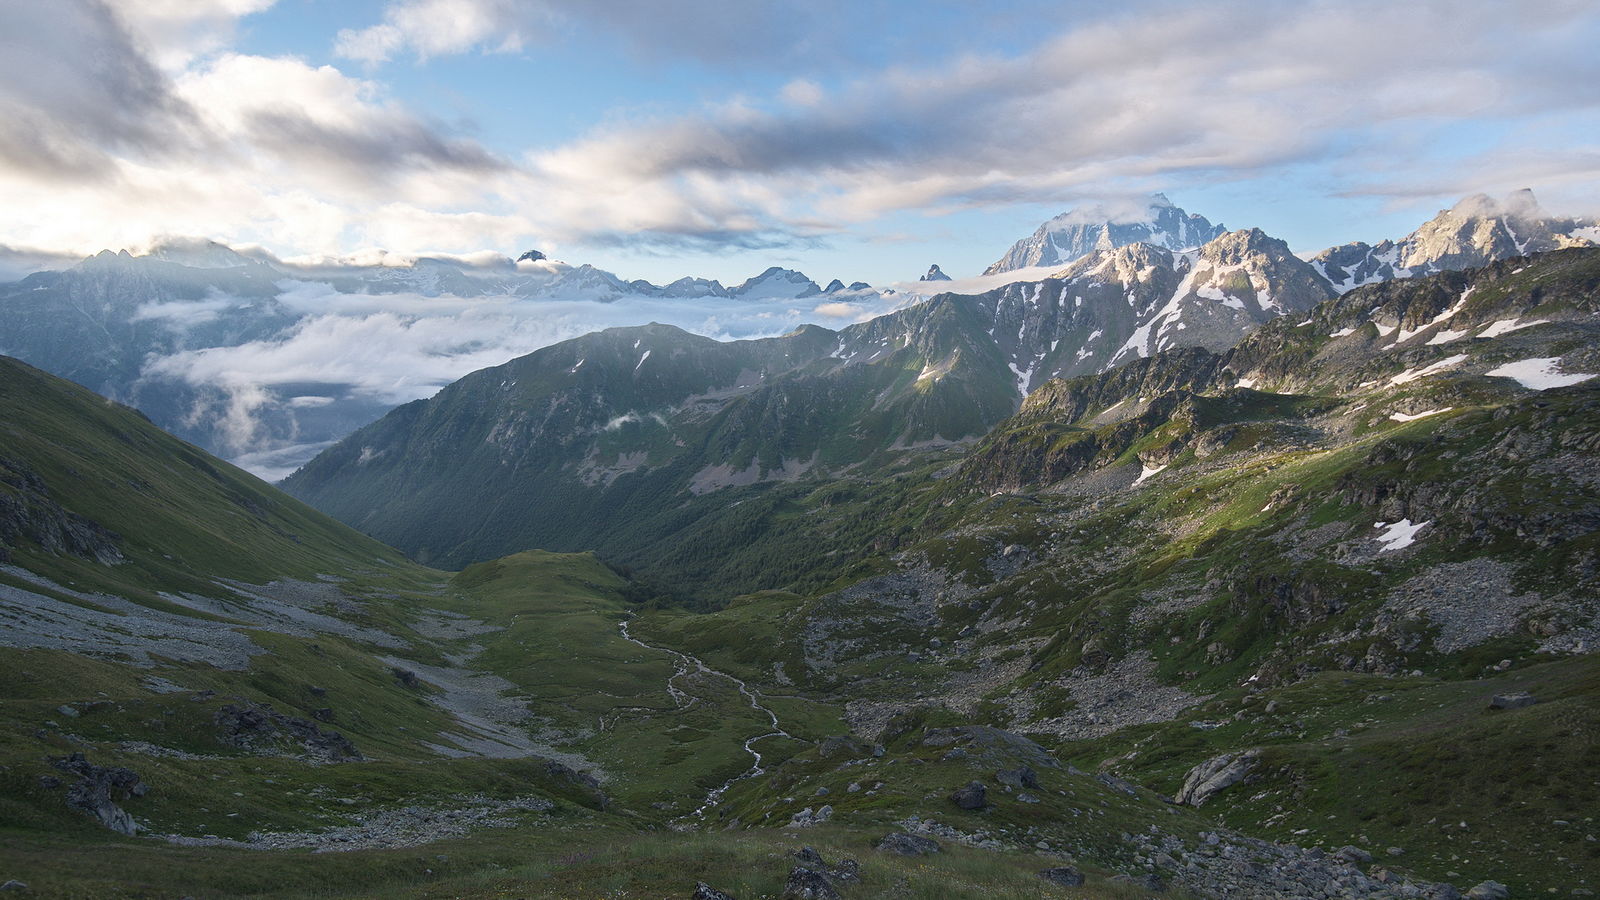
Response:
[971, 229, 1334, 395]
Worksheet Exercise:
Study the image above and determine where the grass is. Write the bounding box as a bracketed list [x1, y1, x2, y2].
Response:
[0, 824, 1196, 899]
[1060, 656, 1600, 896]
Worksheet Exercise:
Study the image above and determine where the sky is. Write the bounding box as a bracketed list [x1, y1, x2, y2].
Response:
[2, 0, 1600, 286]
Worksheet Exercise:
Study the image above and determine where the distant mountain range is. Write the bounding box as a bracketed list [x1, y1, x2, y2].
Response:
[0, 190, 1592, 482]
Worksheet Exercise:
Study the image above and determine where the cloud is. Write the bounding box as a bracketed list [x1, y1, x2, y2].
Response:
[513, 0, 1600, 243]
[131, 296, 238, 327]
[4, 0, 1599, 264]
[139, 278, 919, 468]
[0, 4, 529, 258]
[334, 0, 856, 68]
[0, 0, 201, 181]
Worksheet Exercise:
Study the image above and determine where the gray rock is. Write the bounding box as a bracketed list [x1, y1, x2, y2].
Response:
[1465, 881, 1509, 900]
[996, 766, 1039, 789]
[788, 805, 832, 828]
[0, 882, 26, 892]
[1335, 845, 1374, 864]
[950, 781, 987, 810]
[1038, 866, 1085, 886]
[782, 866, 841, 900]
[1488, 692, 1537, 710]
[1175, 749, 1261, 806]
[1112, 872, 1166, 892]
[49, 752, 144, 835]
[876, 832, 941, 856]
[693, 883, 736, 900]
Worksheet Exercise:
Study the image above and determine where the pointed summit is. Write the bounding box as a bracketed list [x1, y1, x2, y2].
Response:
[919, 264, 952, 282]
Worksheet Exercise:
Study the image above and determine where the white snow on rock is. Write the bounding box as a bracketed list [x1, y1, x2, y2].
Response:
[1478, 318, 1547, 338]
[1486, 357, 1597, 391]
[1389, 354, 1468, 386]
[1133, 463, 1168, 486]
[1390, 407, 1452, 422]
[1374, 519, 1429, 552]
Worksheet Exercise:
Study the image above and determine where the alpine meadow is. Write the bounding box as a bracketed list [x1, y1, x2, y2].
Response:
[2, 3, 1599, 899]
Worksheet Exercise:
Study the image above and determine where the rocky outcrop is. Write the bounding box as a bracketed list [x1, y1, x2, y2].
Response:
[1175, 750, 1261, 806]
[214, 702, 362, 761]
[0, 457, 122, 565]
[48, 753, 145, 834]
[876, 832, 941, 856]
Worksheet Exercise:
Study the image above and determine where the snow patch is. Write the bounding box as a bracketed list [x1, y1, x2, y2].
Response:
[1389, 354, 1467, 386]
[1486, 357, 1597, 391]
[1389, 407, 1452, 422]
[1374, 519, 1429, 552]
[1132, 463, 1167, 486]
[1478, 318, 1547, 338]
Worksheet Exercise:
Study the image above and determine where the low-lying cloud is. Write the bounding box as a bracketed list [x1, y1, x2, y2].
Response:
[140, 279, 919, 477]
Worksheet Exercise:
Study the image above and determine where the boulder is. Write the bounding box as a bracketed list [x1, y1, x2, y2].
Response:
[876, 832, 941, 856]
[788, 805, 833, 828]
[782, 867, 841, 900]
[693, 884, 736, 900]
[1488, 692, 1537, 710]
[996, 766, 1039, 789]
[1175, 749, 1261, 806]
[1465, 882, 1510, 900]
[950, 781, 988, 810]
[1037, 866, 1085, 886]
[0, 881, 27, 892]
[1335, 845, 1374, 864]
[1111, 872, 1165, 891]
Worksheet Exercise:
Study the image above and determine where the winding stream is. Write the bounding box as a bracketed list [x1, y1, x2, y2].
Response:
[618, 616, 798, 822]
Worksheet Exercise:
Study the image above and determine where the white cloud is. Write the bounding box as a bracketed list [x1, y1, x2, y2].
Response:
[139, 278, 918, 468]
[509, 0, 1600, 243]
[3, 0, 1599, 264]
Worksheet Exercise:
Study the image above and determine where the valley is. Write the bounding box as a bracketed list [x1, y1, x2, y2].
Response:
[2, 206, 1598, 899]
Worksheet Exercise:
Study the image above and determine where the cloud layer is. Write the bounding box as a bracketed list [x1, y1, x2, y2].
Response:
[140, 277, 916, 478]
[1, 0, 1597, 268]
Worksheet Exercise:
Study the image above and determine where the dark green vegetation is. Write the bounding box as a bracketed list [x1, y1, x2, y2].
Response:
[5, 249, 1600, 897]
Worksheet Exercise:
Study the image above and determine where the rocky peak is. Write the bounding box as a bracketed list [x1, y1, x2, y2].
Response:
[732, 267, 822, 299]
[984, 195, 1226, 275]
[919, 264, 952, 282]
[1311, 189, 1599, 292]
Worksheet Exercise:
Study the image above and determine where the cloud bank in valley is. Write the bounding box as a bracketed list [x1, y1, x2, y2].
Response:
[139, 278, 919, 480]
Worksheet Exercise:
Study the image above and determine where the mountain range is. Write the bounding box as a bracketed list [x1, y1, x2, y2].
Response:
[3, 240, 1597, 897]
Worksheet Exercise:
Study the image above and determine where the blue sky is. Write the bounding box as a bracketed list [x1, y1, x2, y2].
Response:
[2, 0, 1598, 285]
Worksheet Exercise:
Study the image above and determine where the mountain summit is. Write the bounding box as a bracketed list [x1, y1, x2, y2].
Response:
[984, 194, 1227, 275]
[1311, 188, 1599, 292]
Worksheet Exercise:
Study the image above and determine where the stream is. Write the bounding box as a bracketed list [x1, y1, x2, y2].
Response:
[618, 616, 798, 822]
